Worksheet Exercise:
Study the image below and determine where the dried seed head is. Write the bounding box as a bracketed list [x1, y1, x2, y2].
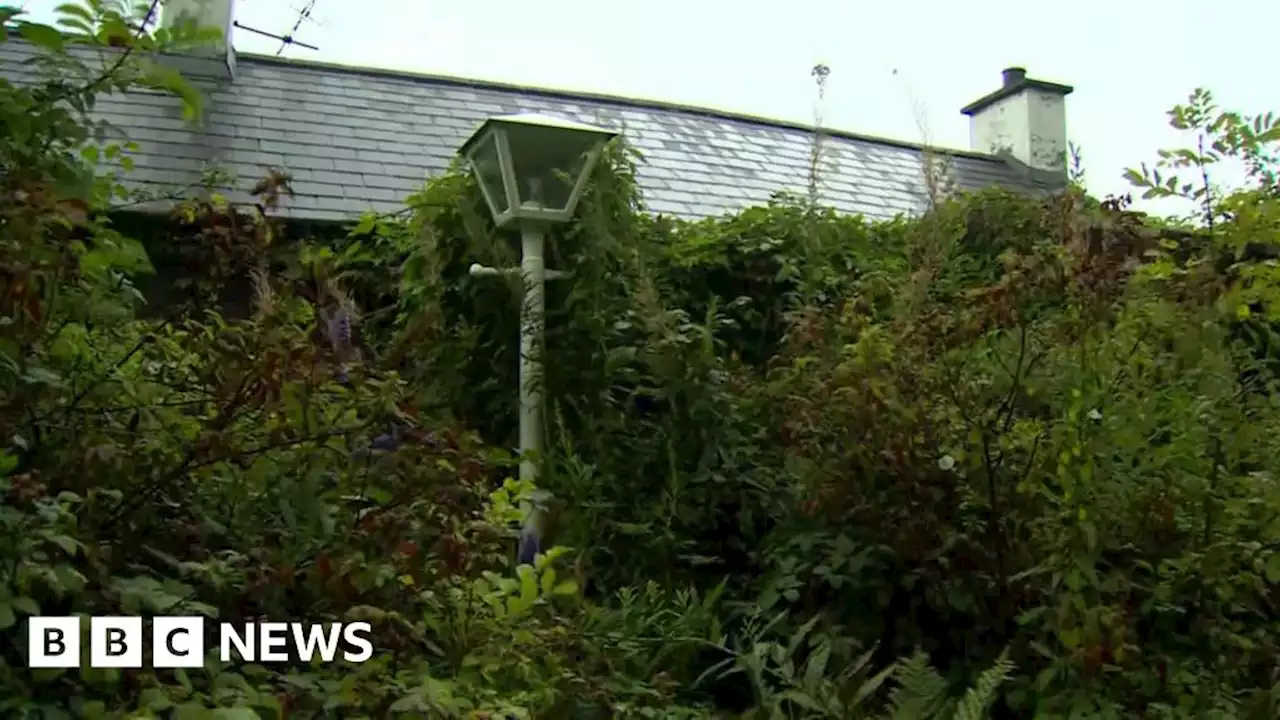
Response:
[249, 265, 275, 318]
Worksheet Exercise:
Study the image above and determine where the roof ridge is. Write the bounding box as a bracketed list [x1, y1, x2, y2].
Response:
[234, 51, 1004, 163]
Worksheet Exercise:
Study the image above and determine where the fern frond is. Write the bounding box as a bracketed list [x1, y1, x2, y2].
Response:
[952, 650, 1015, 720]
[887, 650, 950, 719]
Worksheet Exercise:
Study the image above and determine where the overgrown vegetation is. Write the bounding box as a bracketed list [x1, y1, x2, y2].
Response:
[2, 3, 1279, 718]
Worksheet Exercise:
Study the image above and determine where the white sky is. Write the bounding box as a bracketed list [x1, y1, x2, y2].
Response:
[20, 0, 1280, 210]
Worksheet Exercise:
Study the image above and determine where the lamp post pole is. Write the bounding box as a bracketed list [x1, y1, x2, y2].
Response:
[517, 222, 545, 487]
[471, 223, 570, 564]
[469, 222, 571, 486]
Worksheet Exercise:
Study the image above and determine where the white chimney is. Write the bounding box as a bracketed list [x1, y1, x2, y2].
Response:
[961, 67, 1073, 182]
[160, 0, 235, 79]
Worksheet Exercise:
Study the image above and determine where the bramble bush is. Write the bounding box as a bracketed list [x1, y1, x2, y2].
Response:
[1, 3, 1279, 718]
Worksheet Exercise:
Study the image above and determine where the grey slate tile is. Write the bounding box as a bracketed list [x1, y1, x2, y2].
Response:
[646, 199, 693, 216]
[300, 181, 349, 198]
[360, 174, 426, 193]
[353, 186, 408, 202]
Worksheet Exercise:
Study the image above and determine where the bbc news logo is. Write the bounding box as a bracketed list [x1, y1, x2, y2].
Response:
[27, 617, 373, 668]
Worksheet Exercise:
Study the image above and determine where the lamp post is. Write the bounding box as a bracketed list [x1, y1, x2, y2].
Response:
[458, 113, 617, 558]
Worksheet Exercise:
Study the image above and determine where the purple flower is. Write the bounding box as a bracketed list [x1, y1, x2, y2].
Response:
[325, 307, 352, 354]
[370, 431, 400, 452]
[517, 527, 540, 566]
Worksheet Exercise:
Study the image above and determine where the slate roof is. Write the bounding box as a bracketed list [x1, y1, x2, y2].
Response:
[1, 40, 1052, 223]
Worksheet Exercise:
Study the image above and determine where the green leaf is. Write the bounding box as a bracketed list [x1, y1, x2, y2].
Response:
[12, 596, 39, 615]
[1265, 553, 1280, 585]
[81, 236, 153, 276]
[56, 491, 82, 504]
[851, 662, 898, 709]
[48, 534, 81, 557]
[388, 695, 424, 712]
[552, 580, 578, 596]
[54, 3, 94, 24]
[33, 667, 68, 684]
[53, 565, 86, 592]
[352, 213, 377, 235]
[0, 452, 17, 477]
[1123, 168, 1149, 188]
[172, 703, 211, 720]
[17, 22, 66, 52]
[0, 602, 14, 630]
[776, 689, 822, 711]
[22, 367, 63, 386]
[803, 641, 830, 688]
[57, 17, 92, 35]
[78, 701, 108, 720]
[517, 564, 537, 605]
[139, 687, 172, 710]
[1058, 627, 1080, 649]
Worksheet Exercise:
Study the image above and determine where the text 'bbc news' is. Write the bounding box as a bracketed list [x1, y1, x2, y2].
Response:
[27, 617, 374, 668]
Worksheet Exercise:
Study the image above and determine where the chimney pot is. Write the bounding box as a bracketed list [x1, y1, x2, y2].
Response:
[1002, 67, 1026, 88]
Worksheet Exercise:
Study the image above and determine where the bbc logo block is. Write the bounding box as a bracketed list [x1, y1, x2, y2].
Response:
[90, 616, 143, 667]
[27, 617, 81, 668]
[153, 616, 206, 668]
[26, 616, 373, 668]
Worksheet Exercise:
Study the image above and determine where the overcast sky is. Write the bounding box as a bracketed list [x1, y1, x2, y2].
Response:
[21, 0, 1280, 211]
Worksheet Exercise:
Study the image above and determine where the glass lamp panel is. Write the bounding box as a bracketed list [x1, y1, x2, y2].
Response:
[467, 131, 510, 217]
[504, 124, 603, 212]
